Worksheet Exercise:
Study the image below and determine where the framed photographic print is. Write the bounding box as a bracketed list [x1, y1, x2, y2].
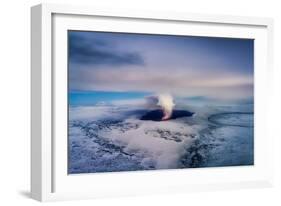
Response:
[31, 3, 274, 201]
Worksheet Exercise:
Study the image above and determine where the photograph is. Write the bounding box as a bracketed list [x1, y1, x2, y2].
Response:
[68, 30, 254, 174]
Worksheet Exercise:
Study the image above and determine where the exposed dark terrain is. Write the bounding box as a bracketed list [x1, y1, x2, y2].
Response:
[140, 109, 193, 121]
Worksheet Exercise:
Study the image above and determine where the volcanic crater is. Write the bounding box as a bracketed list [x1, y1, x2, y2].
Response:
[140, 109, 194, 121]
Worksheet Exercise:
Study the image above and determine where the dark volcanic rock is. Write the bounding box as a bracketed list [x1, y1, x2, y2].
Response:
[140, 109, 193, 121]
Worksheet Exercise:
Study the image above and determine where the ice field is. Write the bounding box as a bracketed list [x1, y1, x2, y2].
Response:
[68, 100, 254, 174]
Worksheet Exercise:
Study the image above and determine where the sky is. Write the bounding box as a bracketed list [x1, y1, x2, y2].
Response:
[68, 31, 254, 106]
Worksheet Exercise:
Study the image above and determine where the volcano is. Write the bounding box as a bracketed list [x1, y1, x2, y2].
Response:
[140, 109, 193, 121]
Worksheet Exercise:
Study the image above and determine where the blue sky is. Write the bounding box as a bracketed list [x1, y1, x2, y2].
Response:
[69, 91, 151, 106]
[68, 31, 254, 106]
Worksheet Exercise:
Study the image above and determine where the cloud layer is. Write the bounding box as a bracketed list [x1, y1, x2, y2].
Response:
[69, 32, 144, 65]
[68, 31, 254, 100]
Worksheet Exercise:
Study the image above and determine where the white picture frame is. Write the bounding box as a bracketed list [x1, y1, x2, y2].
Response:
[31, 3, 274, 202]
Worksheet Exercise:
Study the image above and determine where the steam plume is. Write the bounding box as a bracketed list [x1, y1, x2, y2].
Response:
[157, 94, 175, 120]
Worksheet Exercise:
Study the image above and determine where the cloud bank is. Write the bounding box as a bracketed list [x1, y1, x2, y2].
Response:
[69, 32, 144, 66]
[68, 31, 254, 100]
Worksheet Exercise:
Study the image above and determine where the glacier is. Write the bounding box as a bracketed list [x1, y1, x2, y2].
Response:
[68, 101, 254, 174]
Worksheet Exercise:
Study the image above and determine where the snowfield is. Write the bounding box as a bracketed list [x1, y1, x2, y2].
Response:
[68, 102, 254, 174]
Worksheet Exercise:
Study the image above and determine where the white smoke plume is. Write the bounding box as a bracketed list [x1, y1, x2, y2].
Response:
[145, 93, 175, 120]
[156, 94, 175, 120]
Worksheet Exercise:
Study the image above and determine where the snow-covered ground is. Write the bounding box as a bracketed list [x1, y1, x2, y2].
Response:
[68, 101, 254, 174]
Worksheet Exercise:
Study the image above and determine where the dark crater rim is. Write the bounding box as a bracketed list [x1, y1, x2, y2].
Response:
[140, 109, 194, 121]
